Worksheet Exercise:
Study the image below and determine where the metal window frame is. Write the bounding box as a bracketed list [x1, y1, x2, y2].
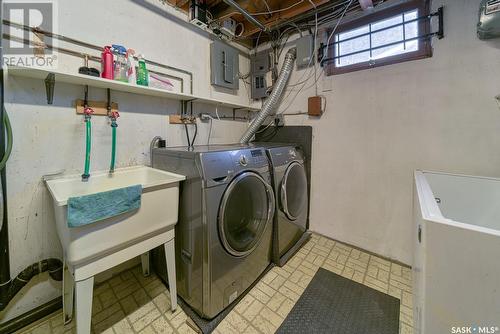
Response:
[323, 0, 442, 75]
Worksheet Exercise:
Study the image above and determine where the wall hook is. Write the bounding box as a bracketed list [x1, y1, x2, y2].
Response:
[44, 73, 55, 104]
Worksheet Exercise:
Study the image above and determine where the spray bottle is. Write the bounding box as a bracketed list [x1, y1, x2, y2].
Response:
[112, 44, 128, 82]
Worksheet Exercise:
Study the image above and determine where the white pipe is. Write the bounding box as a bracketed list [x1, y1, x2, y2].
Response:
[222, 0, 269, 32]
[359, 0, 374, 10]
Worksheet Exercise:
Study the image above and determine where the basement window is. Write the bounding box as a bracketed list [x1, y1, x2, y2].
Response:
[326, 0, 432, 75]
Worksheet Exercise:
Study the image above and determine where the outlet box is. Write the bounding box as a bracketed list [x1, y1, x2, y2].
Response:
[199, 113, 211, 122]
[308, 96, 323, 116]
[220, 18, 237, 37]
[275, 114, 285, 126]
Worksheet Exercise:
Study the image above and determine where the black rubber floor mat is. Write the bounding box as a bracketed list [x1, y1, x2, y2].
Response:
[277, 268, 400, 334]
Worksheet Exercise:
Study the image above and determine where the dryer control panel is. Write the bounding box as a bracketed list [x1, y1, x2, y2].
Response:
[267, 146, 304, 167]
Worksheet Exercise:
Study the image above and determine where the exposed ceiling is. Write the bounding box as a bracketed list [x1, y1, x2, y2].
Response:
[164, 0, 358, 47]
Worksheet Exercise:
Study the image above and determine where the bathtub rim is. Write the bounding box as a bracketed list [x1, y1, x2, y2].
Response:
[414, 170, 500, 238]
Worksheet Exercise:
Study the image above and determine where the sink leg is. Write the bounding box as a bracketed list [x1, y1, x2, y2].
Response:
[164, 239, 177, 311]
[63, 259, 75, 324]
[75, 276, 94, 334]
[141, 252, 150, 277]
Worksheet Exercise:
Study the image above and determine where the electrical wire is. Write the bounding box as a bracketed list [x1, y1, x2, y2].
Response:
[255, 118, 275, 134]
[207, 118, 213, 145]
[183, 121, 198, 148]
[216, 0, 306, 21]
[254, 30, 263, 54]
[191, 121, 198, 146]
[308, 0, 319, 96]
[0, 110, 12, 171]
[252, 1, 305, 16]
[261, 0, 272, 14]
[184, 123, 191, 147]
[272, 0, 320, 114]
[321, 0, 355, 64]
[278, 0, 354, 115]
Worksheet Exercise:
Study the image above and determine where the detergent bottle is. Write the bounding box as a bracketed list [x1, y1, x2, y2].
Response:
[136, 54, 149, 86]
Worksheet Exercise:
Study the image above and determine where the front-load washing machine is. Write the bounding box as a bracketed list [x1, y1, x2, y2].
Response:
[152, 145, 274, 319]
[255, 143, 310, 266]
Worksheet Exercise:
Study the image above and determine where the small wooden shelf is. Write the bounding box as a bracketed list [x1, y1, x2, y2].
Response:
[7, 66, 258, 111]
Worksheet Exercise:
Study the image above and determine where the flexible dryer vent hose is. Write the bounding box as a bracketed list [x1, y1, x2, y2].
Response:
[240, 48, 297, 144]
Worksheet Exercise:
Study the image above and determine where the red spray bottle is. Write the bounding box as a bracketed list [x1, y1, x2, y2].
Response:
[101, 46, 114, 80]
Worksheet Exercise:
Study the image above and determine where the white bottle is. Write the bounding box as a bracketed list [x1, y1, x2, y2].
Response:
[126, 48, 137, 84]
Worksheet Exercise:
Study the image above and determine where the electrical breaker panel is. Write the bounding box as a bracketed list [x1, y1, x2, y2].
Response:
[296, 35, 314, 68]
[210, 41, 239, 90]
[251, 51, 271, 99]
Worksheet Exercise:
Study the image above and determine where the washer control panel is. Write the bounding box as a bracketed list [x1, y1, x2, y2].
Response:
[232, 149, 267, 169]
[249, 149, 267, 166]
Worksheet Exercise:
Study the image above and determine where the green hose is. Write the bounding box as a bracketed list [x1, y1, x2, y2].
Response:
[109, 122, 117, 173]
[0, 109, 13, 171]
[82, 117, 91, 180]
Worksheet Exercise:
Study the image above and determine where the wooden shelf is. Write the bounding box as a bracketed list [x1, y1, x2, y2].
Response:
[7, 66, 258, 111]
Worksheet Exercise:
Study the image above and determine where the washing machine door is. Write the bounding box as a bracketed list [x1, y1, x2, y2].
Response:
[280, 161, 308, 221]
[218, 171, 275, 257]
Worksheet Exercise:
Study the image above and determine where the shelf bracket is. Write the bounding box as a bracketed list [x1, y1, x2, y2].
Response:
[44, 73, 55, 104]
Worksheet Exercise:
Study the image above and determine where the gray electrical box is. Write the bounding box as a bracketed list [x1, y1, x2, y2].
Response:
[296, 35, 314, 68]
[211, 41, 239, 90]
[251, 51, 271, 99]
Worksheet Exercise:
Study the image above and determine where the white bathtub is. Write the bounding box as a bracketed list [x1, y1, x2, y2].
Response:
[413, 171, 500, 334]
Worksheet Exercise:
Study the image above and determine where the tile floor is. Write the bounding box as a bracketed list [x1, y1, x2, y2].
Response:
[17, 233, 414, 334]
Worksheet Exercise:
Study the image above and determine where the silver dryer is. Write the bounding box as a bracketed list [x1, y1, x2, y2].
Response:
[257, 143, 310, 266]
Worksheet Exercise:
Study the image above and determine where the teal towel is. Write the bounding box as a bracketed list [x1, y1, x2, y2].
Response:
[67, 184, 142, 228]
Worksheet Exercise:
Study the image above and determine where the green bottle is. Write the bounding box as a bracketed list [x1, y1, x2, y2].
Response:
[136, 54, 149, 86]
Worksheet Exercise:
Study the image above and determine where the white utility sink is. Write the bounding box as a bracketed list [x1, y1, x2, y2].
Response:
[46, 166, 185, 267]
[45, 166, 185, 333]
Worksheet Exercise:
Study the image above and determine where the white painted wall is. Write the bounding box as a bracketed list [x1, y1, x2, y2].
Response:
[278, 0, 500, 265]
[1, 0, 251, 323]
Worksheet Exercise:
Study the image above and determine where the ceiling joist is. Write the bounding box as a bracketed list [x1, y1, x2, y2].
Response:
[165, 0, 332, 44]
